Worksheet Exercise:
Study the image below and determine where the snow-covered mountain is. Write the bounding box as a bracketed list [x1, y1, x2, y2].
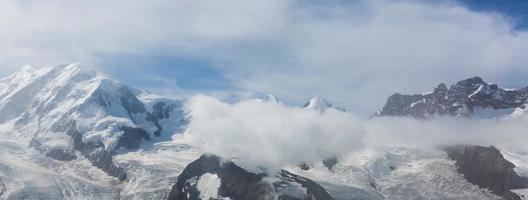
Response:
[259, 94, 281, 104]
[168, 154, 334, 200]
[0, 64, 187, 180]
[371, 77, 528, 200]
[0, 64, 196, 199]
[0, 65, 342, 200]
[374, 76, 528, 118]
[2, 66, 528, 200]
[303, 97, 346, 112]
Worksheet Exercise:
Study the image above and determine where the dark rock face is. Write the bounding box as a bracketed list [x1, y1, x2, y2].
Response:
[118, 87, 146, 114]
[118, 86, 146, 124]
[298, 163, 312, 171]
[375, 77, 528, 118]
[298, 157, 338, 171]
[169, 154, 274, 200]
[322, 157, 338, 171]
[64, 121, 128, 181]
[0, 179, 5, 197]
[146, 101, 180, 137]
[169, 154, 335, 200]
[445, 145, 528, 200]
[45, 149, 77, 161]
[86, 149, 128, 181]
[117, 127, 150, 149]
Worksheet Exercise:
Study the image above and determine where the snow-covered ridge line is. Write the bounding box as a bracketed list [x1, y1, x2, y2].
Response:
[0, 64, 187, 180]
[374, 76, 528, 118]
[303, 97, 346, 112]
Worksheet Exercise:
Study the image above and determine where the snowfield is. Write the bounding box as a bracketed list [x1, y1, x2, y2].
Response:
[0, 140, 120, 200]
[288, 147, 501, 200]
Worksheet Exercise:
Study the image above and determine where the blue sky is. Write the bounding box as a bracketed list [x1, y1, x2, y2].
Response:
[106, 0, 528, 107]
[458, 0, 528, 29]
[101, 54, 231, 93]
[1, 0, 528, 116]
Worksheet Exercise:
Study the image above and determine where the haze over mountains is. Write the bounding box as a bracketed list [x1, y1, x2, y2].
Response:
[1, 65, 528, 200]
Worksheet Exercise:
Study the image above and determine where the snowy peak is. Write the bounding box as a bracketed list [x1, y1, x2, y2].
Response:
[303, 97, 345, 112]
[0, 64, 101, 124]
[304, 97, 332, 110]
[259, 94, 280, 103]
[0, 64, 187, 180]
[375, 76, 528, 118]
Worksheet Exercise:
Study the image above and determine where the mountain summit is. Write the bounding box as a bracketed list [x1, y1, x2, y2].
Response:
[374, 76, 528, 118]
[303, 97, 346, 112]
[0, 64, 186, 180]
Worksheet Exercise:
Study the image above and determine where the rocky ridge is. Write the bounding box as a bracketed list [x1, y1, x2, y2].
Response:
[169, 154, 335, 200]
[374, 76, 528, 118]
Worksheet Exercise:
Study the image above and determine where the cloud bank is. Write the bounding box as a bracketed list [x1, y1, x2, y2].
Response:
[1, 0, 528, 116]
[184, 95, 365, 170]
[367, 115, 528, 151]
[184, 95, 528, 170]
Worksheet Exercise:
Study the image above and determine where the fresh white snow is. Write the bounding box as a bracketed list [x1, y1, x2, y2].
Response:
[196, 173, 222, 199]
[289, 147, 501, 200]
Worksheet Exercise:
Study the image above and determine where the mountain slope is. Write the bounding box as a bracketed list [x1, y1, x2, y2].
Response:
[288, 147, 502, 200]
[304, 97, 346, 112]
[0, 64, 187, 181]
[374, 76, 528, 118]
[169, 154, 335, 200]
[373, 77, 528, 199]
[445, 146, 528, 200]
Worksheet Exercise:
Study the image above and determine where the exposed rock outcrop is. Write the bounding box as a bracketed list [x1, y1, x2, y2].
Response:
[168, 154, 335, 200]
[374, 77, 528, 118]
[0, 179, 5, 197]
[65, 122, 128, 181]
[445, 145, 528, 200]
[322, 157, 339, 171]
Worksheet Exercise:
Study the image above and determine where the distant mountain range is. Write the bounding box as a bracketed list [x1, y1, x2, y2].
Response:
[0, 65, 345, 199]
[0, 65, 527, 200]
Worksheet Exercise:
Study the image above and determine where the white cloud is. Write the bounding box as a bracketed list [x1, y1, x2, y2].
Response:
[366, 116, 528, 151]
[183, 95, 528, 170]
[1, 0, 528, 116]
[184, 95, 365, 170]
[0, 0, 290, 67]
[219, 0, 528, 116]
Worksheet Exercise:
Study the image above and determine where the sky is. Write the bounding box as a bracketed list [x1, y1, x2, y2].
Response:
[1, 0, 528, 117]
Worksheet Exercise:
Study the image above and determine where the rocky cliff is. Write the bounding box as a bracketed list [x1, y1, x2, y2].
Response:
[374, 77, 528, 118]
[445, 145, 528, 200]
[168, 154, 335, 200]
